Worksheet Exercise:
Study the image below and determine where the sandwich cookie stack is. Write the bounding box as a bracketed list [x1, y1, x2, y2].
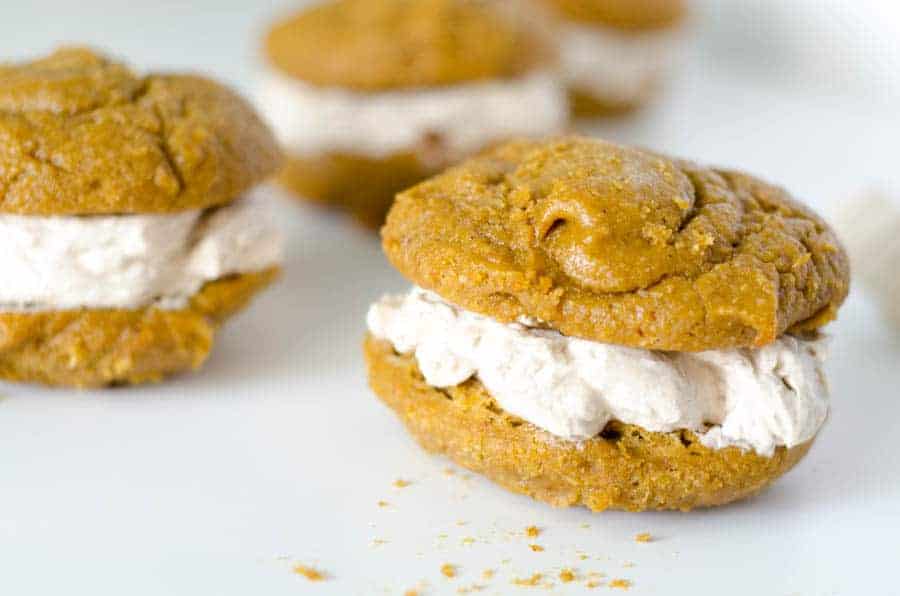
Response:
[0, 48, 283, 387]
[365, 136, 849, 511]
[540, 0, 687, 116]
[259, 0, 568, 228]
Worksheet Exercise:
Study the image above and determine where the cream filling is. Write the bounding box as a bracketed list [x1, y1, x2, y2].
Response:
[256, 68, 568, 162]
[558, 22, 682, 104]
[367, 288, 830, 457]
[0, 194, 283, 311]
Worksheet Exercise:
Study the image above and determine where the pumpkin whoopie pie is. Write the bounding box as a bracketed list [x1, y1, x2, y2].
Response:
[0, 48, 283, 387]
[259, 0, 568, 229]
[365, 136, 849, 511]
[539, 0, 687, 116]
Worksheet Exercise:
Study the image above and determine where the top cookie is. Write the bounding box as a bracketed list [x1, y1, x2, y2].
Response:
[265, 0, 547, 91]
[382, 137, 850, 352]
[0, 48, 281, 215]
[543, 0, 687, 30]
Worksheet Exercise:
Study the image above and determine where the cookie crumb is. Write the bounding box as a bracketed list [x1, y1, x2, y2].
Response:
[559, 569, 576, 583]
[377, 500, 390, 508]
[292, 565, 326, 581]
[512, 573, 543, 587]
[610, 578, 632, 590]
[482, 569, 495, 580]
[635, 532, 652, 543]
[525, 525, 541, 538]
[404, 591, 419, 596]
[393, 479, 411, 488]
[529, 544, 544, 552]
[441, 563, 458, 578]
[462, 537, 476, 546]
[585, 580, 601, 589]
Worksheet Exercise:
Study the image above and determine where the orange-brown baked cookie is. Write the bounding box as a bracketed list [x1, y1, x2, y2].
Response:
[0, 47, 281, 215]
[365, 335, 812, 512]
[0, 269, 278, 388]
[0, 48, 284, 387]
[382, 136, 850, 352]
[259, 0, 567, 228]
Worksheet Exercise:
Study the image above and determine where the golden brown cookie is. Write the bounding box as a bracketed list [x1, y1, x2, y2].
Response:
[543, 0, 687, 30]
[0, 268, 279, 388]
[265, 0, 547, 92]
[0, 47, 282, 215]
[279, 152, 440, 230]
[365, 335, 812, 512]
[382, 136, 850, 352]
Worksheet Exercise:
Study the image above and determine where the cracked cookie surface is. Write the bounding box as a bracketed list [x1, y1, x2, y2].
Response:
[265, 0, 547, 91]
[0, 47, 281, 215]
[382, 136, 850, 351]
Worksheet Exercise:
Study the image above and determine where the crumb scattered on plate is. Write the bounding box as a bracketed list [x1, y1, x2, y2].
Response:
[559, 568, 576, 583]
[393, 479, 411, 488]
[441, 563, 458, 578]
[525, 525, 541, 538]
[293, 565, 326, 581]
[512, 573, 543, 587]
[482, 569, 495, 580]
[529, 544, 544, 552]
[610, 578, 632, 589]
[635, 532, 652, 543]
[377, 500, 390, 508]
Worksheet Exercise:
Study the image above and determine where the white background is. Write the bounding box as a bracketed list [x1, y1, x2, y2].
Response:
[0, 1, 899, 595]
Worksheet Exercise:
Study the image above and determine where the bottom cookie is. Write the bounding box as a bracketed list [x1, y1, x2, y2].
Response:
[279, 151, 439, 230]
[569, 87, 647, 118]
[364, 335, 814, 512]
[0, 268, 279, 388]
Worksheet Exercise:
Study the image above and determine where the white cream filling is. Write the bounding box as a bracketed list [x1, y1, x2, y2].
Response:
[367, 287, 830, 457]
[0, 194, 283, 311]
[558, 22, 682, 104]
[256, 68, 568, 162]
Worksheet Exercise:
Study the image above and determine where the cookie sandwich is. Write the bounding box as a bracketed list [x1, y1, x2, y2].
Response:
[539, 0, 687, 116]
[0, 48, 283, 387]
[365, 136, 849, 511]
[259, 0, 568, 228]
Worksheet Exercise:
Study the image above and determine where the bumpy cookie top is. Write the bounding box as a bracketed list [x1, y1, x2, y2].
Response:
[544, 0, 686, 30]
[265, 0, 547, 91]
[0, 48, 281, 215]
[382, 137, 850, 351]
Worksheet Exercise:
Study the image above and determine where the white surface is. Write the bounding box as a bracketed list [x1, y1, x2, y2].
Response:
[256, 68, 567, 160]
[1, 1, 899, 595]
[0, 194, 283, 310]
[368, 287, 828, 454]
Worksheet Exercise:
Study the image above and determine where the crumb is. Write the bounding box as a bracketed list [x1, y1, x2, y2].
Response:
[292, 565, 326, 581]
[559, 569, 576, 583]
[622, 562, 635, 568]
[377, 500, 390, 508]
[635, 532, 652, 543]
[393, 479, 411, 488]
[457, 584, 486, 594]
[462, 537, 476, 546]
[512, 573, 543, 587]
[529, 544, 544, 552]
[482, 569, 495, 580]
[441, 563, 458, 578]
[585, 580, 601, 589]
[610, 579, 632, 590]
[577, 553, 589, 561]
[525, 525, 541, 538]
[404, 591, 419, 596]
[456, 520, 468, 526]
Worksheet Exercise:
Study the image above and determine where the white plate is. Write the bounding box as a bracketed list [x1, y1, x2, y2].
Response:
[1, 1, 898, 594]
